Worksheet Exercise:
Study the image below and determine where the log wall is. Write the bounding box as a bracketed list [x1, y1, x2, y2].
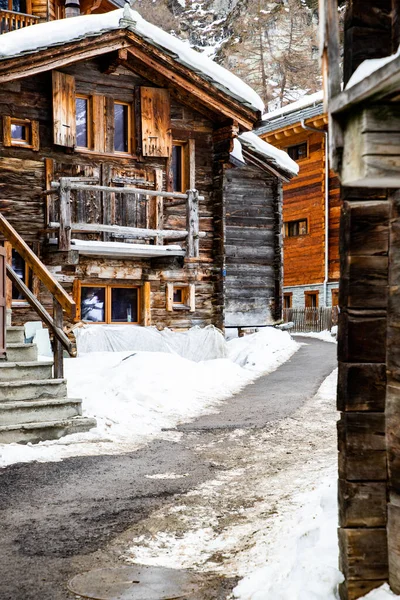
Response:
[0, 58, 224, 331]
[268, 129, 340, 289]
[223, 164, 282, 326]
[337, 187, 390, 600]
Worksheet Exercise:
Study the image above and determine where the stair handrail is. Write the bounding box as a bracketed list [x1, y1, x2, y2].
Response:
[0, 213, 76, 318]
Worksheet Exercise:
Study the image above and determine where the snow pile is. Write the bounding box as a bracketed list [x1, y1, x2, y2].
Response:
[0, 7, 264, 112]
[0, 327, 299, 467]
[346, 45, 400, 90]
[231, 138, 245, 164]
[74, 324, 227, 361]
[233, 476, 343, 600]
[361, 585, 400, 599]
[239, 132, 299, 176]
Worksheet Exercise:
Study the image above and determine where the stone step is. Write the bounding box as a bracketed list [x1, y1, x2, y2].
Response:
[0, 379, 67, 402]
[6, 343, 37, 363]
[0, 416, 97, 444]
[0, 398, 82, 427]
[0, 360, 53, 381]
[6, 326, 25, 344]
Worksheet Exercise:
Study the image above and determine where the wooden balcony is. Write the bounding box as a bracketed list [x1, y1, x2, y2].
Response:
[47, 177, 203, 259]
[0, 9, 39, 34]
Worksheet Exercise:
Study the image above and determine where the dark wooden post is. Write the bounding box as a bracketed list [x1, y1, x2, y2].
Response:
[59, 177, 72, 252]
[186, 189, 199, 258]
[0, 246, 6, 359]
[53, 298, 64, 379]
[337, 191, 390, 600]
[386, 190, 400, 594]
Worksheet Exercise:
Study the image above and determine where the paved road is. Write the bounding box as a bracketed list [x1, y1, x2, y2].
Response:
[0, 337, 336, 600]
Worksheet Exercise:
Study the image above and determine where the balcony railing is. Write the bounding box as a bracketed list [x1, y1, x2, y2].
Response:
[0, 9, 39, 34]
[47, 177, 204, 259]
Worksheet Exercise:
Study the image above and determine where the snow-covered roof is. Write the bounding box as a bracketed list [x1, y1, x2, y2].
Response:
[0, 6, 264, 113]
[255, 91, 324, 136]
[235, 132, 299, 177]
[346, 45, 400, 90]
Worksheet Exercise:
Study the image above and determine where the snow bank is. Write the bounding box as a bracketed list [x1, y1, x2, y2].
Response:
[361, 585, 400, 599]
[233, 476, 343, 600]
[0, 7, 264, 112]
[293, 330, 337, 344]
[0, 327, 299, 467]
[346, 45, 400, 90]
[239, 132, 299, 176]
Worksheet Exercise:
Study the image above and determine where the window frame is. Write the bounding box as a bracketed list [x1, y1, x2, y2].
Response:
[304, 290, 319, 308]
[113, 100, 133, 155]
[75, 94, 92, 150]
[1, 0, 32, 12]
[286, 141, 308, 162]
[9, 117, 34, 148]
[166, 282, 195, 312]
[284, 218, 308, 238]
[78, 283, 140, 325]
[283, 292, 293, 309]
[172, 141, 187, 193]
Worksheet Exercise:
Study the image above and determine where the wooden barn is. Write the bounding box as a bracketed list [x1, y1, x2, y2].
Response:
[0, 5, 297, 442]
[322, 0, 400, 598]
[256, 93, 341, 311]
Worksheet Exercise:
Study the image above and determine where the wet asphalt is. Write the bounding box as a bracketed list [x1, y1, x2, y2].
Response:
[0, 337, 336, 600]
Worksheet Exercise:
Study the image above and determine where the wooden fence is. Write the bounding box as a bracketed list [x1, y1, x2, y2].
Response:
[283, 306, 339, 333]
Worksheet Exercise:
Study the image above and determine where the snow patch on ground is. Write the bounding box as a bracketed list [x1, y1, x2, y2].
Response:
[361, 585, 400, 599]
[293, 330, 337, 344]
[123, 369, 340, 596]
[0, 327, 298, 467]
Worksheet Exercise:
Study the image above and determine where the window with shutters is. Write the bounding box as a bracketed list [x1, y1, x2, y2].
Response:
[3, 116, 39, 150]
[171, 139, 195, 192]
[141, 87, 171, 157]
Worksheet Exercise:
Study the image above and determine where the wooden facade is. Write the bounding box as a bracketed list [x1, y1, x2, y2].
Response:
[322, 0, 400, 598]
[258, 99, 341, 308]
[0, 10, 291, 340]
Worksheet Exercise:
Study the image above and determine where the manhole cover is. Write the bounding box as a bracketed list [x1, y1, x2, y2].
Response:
[68, 565, 201, 600]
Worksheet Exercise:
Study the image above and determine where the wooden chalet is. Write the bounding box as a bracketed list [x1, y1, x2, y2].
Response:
[321, 0, 400, 598]
[0, 5, 297, 442]
[256, 92, 341, 310]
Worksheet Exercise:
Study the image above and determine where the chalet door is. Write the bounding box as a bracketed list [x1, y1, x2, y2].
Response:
[0, 246, 7, 358]
[108, 167, 157, 230]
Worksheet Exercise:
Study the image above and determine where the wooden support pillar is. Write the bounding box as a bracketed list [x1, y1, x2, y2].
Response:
[53, 298, 64, 379]
[186, 189, 199, 258]
[386, 190, 400, 594]
[59, 178, 72, 252]
[337, 189, 390, 600]
[142, 281, 151, 327]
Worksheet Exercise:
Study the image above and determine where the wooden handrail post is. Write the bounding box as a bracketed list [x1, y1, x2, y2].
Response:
[59, 177, 72, 252]
[186, 189, 200, 258]
[53, 298, 64, 379]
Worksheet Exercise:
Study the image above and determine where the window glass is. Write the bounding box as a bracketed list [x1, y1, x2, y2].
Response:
[111, 287, 138, 323]
[76, 97, 88, 148]
[288, 142, 308, 161]
[11, 123, 27, 141]
[0, 0, 8, 9]
[285, 219, 308, 237]
[172, 145, 183, 192]
[173, 288, 183, 303]
[12, 0, 26, 11]
[114, 103, 128, 153]
[12, 250, 26, 300]
[81, 287, 106, 322]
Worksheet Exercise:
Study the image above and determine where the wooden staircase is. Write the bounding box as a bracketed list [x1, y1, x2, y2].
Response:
[0, 327, 96, 444]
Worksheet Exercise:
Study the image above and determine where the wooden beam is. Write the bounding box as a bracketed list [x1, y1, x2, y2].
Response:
[0, 213, 76, 318]
[50, 221, 189, 240]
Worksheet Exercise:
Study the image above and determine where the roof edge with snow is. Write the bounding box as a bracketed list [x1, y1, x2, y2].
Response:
[0, 7, 264, 120]
[231, 132, 299, 180]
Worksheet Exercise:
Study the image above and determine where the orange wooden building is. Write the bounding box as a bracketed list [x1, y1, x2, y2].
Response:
[257, 92, 341, 309]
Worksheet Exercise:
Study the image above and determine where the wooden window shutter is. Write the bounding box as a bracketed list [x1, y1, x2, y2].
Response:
[52, 71, 76, 148]
[141, 87, 171, 157]
[31, 120, 40, 151]
[3, 116, 11, 147]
